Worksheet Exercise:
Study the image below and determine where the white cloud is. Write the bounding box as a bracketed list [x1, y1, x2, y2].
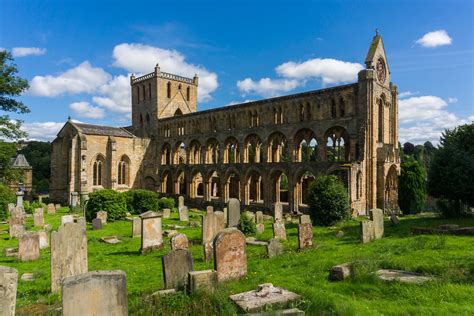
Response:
[93, 75, 131, 113]
[237, 78, 301, 98]
[416, 30, 452, 48]
[447, 97, 458, 104]
[399, 96, 448, 123]
[226, 99, 255, 106]
[70, 101, 105, 119]
[21, 121, 65, 141]
[12, 47, 46, 57]
[398, 91, 417, 98]
[276, 58, 363, 85]
[468, 115, 474, 122]
[112, 43, 218, 102]
[29, 61, 111, 97]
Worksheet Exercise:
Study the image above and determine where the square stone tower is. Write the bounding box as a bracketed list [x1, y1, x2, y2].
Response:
[130, 64, 198, 136]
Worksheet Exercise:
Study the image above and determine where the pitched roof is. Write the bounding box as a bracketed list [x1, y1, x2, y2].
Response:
[72, 122, 134, 138]
[11, 154, 31, 168]
[365, 34, 382, 67]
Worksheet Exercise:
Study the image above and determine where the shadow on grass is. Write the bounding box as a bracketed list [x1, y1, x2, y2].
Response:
[108, 250, 141, 256]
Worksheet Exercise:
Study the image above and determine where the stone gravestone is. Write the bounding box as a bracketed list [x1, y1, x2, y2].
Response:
[361, 220, 374, 243]
[214, 211, 225, 231]
[162, 208, 171, 219]
[213, 228, 247, 282]
[267, 238, 284, 258]
[15, 191, 24, 208]
[162, 249, 193, 290]
[274, 202, 283, 222]
[92, 218, 102, 230]
[202, 207, 217, 261]
[18, 233, 40, 262]
[140, 211, 163, 254]
[255, 211, 263, 224]
[256, 223, 265, 234]
[272, 219, 287, 240]
[10, 207, 25, 226]
[132, 218, 141, 237]
[188, 270, 217, 293]
[33, 208, 44, 227]
[96, 211, 108, 225]
[62, 270, 128, 316]
[55, 203, 61, 210]
[223, 207, 228, 224]
[9, 218, 25, 239]
[170, 233, 189, 250]
[369, 208, 384, 239]
[51, 221, 88, 292]
[61, 215, 74, 225]
[178, 195, 185, 210]
[179, 206, 189, 222]
[390, 213, 400, 225]
[38, 231, 49, 249]
[298, 223, 313, 249]
[0, 266, 18, 316]
[299, 214, 311, 224]
[227, 198, 240, 227]
[47, 203, 56, 214]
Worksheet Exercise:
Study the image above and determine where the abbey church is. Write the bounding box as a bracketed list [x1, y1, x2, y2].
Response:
[50, 34, 400, 215]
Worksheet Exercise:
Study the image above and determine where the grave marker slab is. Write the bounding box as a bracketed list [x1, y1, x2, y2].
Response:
[132, 218, 141, 237]
[55, 203, 61, 210]
[361, 220, 374, 243]
[272, 219, 287, 240]
[162, 208, 171, 219]
[188, 270, 217, 293]
[61, 215, 74, 225]
[179, 206, 189, 222]
[92, 218, 102, 230]
[47, 203, 55, 214]
[9, 224, 24, 239]
[0, 266, 18, 316]
[299, 214, 311, 224]
[38, 230, 49, 249]
[214, 211, 225, 231]
[227, 198, 240, 227]
[298, 223, 313, 249]
[255, 211, 263, 224]
[140, 212, 163, 253]
[274, 202, 283, 222]
[267, 238, 284, 258]
[170, 233, 189, 250]
[162, 249, 193, 290]
[256, 223, 265, 234]
[18, 233, 40, 261]
[369, 208, 384, 239]
[33, 208, 44, 227]
[213, 228, 247, 282]
[96, 211, 108, 225]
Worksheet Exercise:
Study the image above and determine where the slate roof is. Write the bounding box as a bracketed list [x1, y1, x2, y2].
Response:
[72, 122, 134, 138]
[11, 154, 31, 168]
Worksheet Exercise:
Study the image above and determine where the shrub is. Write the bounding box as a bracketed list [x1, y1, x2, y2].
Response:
[124, 189, 159, 214]
[307, 175, 350, 226]
[0, 184, 15, 220]
[157, 197, 175, 210]
[86, 189, 127, 221]
[436, 198, 471, 218]
[238, 212, 256, 236]
[398, 159, 426, 214]
[24, 200, 45, 214]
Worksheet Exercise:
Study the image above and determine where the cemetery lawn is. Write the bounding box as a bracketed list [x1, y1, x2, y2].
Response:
[1, 209, 473, 315]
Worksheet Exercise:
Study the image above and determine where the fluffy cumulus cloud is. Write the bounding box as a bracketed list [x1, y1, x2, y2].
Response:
[29, 61, 111, 97]
[21, 121, 65, 141]
[416, 30, 452, 48]
[70, 101, 105, 119]
[12, 47, 47, 57]
[237, 78, 301, 98]
[93, 75, 131, 113]
[112, 43, 218, 102]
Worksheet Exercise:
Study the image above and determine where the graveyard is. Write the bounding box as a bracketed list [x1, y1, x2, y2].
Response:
[1, 203, 473, 315]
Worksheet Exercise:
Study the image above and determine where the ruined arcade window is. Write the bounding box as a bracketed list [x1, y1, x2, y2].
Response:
[186, 86, 190, 101]
[93, 158, 103, 186]
[331, 99, 337, 118]
[339, 98, 345, 117]
[167, 81, 171, 98]
[148, 83, 152, 99]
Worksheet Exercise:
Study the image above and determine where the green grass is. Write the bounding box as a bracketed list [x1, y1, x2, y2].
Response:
[1, 209, 473, 315]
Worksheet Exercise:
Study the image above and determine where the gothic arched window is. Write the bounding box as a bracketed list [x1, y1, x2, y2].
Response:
[117, 156, 130, 185]
[93, 156, 105, 186]
[167, 81, 171, 98]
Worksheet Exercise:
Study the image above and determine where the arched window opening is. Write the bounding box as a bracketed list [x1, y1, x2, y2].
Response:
[143, 85, 146, 100]
[146, 113, 150, 125]
[192, 172, 204, 198]
[297, 171, 315, 205]
[167, 81, 171, 98]
[299, 104, 305, 122]
[186, 87, 190, 101]
[161, 143, 172, 165]
[178, 84, 182, 90]
[272, 171, 289, 203]
[174, 142, 187, 164]
[161, 171, 173, 194]
[378, 98, 384, 142]
[93, 156, 104, 186]
[224, 137, 239, 163]
[206, 139, 220, 164]
[176, 171, 187, 195]
[117, 156, 130, 186]
[268, 133, 288, 163]
[209, 171, 220, 199]
[174, 108, 182, 116]
[227, 172, 240, 200]
[244, 134, 263, 163]
[139, 114, 143, 127]
[247, 171, 263, 203]
[136, 86, 140, 103]
[331, 99, 337, 118]
[325, 127, 349, 162]
[148, 83, 152, 99]
[339, 98, 345, 117]
[299, 138, 318, 162]
[189, 140, 201, 164]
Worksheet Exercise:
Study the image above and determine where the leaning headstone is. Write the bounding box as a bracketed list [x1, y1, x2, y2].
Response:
[18, 233, 40, 262]
[227, 198, 240, 227]
[47, 203, 55, 214]
[38, 230, 49, 249]
[298, 223, 313, 249]
[170, 233, 189, 250]
[15, 191, 24, 208]
[256, 223, 265, 234]
[255, 211, 263, 224]
[272, 219, 287, 240]
[267, 238, 284, 258]
[62, 270, 128, 316]
[51, 221, 88, 292]
[132, 217, 141, 237]
[61, 215, 74, 225]
[96, 211, 108, 225]
[188, 270, 217, 293]
[390, 213, 400, 225]
[360, 220, 374, 243]
[162, 208, 171, 219]
[162, 249, 193, 290]
[214, 211, 225, 231]
[274, 202, 283, 222]
[329, 263, 352, 281]
[9, 224, 25, 239]
[33, 208, 44, 227]
[179, 206, 189, 222]
[299, 214, 311, 224]
[369, 208, 384, 239]
[92, 218, 102, 230]
[178, 195, 185, 210]
[213, 228, 247, 282]
[0, 266, 18, 316]
[140, 211, 163, 254]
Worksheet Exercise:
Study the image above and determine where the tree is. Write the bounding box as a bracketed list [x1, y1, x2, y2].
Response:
[403, 142, 415, 156]
[307, 175, 350, 226]
[428, 124, 474, 217]
[0, 51, 30, 140]
[0, 141, 21, 183]
[19, 141, 51, 193]
[398, 159, 426, 214]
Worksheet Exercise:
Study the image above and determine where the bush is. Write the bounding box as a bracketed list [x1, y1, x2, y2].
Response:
[157, 197, 175, 210]
[86, 189, 127, 221]
[124, 189, 159, 214]
[307, 175, 350, 226]
[436, 198, 471, 218]
[0, 184, 15, 220]
[238, 212, 256, 236]
[23, 200, 33, 214]
[398, 159, 426, 214]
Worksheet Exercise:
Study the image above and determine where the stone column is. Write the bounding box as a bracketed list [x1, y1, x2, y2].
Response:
[15, 191, 23, 208]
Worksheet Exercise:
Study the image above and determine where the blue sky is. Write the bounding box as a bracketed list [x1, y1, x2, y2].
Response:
[1, 0, 473, 144]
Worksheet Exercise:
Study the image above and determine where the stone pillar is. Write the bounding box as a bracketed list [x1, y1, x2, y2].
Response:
[15, 191, 23, 208]
[70, 192, 79, 207]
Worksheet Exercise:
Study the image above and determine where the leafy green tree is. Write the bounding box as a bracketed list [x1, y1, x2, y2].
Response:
[307, 175, 350, 226]
[0, 183, 15, 220]
[398, 159, 427, 214]
[0, 51, 30, 140]
[403, 142, 415, 156]
[19, 141, 51, 193]
[428, 124, 474, 217]
[0, 141, 21, 183]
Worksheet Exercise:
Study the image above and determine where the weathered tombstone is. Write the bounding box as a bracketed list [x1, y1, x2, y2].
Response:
[299, 214, 311, 224]
[10, 207, 25, 226]
[162, 208, 171, 219]
[132, 217, 141, 237]
[255, 211, 263, 224]
[18, 233, 40, 262]
[274, 202, 283, 222]
[33, 208, 44, 227]
[360, 220, 374, 243]
[390, 213, 400, 225]
[55, 203, 61, 210]
[170, 233, 189, 250]
[9, 224, 24, 239]
[256, 223, 265, 234]
[62, 270, 128, 316]
[96, 211, 108, 225]
[178, 195, 185, 209]
[140, 211, 163, 253]
[272, 219, 287, 240]
[214, 211, 225, 231]
[15, 191, 24, 208]
[202, 208, 216, 261]
[70, 192, 79, 207]
[7, 203, 15, 214]
[298, 223, 313, 249]
[38, 230, 49, 249]
[213, 228, 247, 282]
[329, 263, 352, 281]
[92, 218, 102, 230]
[369, 208, 384, 239]
[206, 205, 214, 213]
[47, 203, 55, 214]
[227, 198, 240, 227]
[223, 207, 228, 224]
[61, 215, 74, 225]
[0, 266, 18, 316]
[188, 270, 217, 293]
[267, 238, 284, 258]
[179, 206, 189, 222]
[162, 249, 193, 290]
[51, 221, 88, 292]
